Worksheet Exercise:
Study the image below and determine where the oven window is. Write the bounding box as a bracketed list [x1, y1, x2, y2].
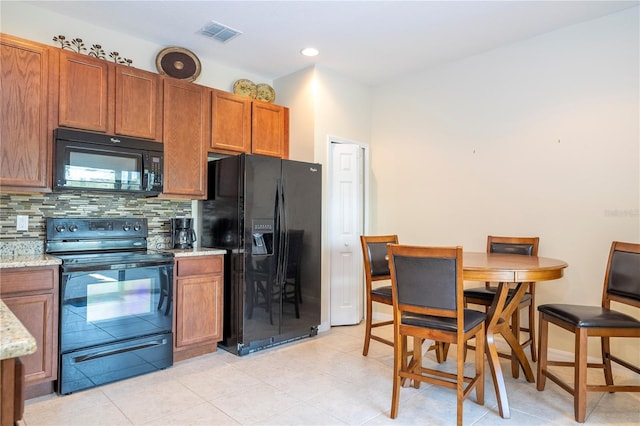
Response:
[86, 276, 152, 322]
[65, 151, 142, 190]
[60, 265, 173, 353]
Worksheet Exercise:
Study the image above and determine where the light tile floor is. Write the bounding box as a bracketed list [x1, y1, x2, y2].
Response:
[21, 323, 639, 425]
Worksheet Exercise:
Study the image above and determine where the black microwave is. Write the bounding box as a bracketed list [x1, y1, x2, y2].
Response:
[53, 128, 163, 196]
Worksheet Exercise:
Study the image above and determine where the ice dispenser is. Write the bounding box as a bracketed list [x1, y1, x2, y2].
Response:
[252, 220, 273, 255]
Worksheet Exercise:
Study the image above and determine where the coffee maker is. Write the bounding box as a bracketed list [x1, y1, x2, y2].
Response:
[170, 218, 196, 249]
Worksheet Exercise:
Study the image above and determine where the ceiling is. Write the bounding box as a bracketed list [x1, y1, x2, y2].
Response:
[26, 1, 639, 86]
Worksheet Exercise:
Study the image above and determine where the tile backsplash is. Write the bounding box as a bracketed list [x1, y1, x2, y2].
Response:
[0, 192, 192, 256]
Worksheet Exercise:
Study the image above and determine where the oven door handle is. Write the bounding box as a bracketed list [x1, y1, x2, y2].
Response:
[72, 338, 169, 364]
[61, 259, 174, 272]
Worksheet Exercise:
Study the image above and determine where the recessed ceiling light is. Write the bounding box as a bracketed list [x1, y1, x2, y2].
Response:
[301, 47, 319, 57]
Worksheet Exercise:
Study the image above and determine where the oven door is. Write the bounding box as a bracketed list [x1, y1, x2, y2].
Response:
[60, 263, 173, 354]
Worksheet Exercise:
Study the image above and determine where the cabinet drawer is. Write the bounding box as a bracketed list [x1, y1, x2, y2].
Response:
[176, 256, 222, 277]
[0, 267, 56, 295]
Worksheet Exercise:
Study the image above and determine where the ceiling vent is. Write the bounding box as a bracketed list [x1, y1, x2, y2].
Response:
[199, 20, 242, 43]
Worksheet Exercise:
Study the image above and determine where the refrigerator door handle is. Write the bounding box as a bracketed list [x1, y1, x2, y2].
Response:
[280, 178, 289, 282]
[275, 179, 285, 292]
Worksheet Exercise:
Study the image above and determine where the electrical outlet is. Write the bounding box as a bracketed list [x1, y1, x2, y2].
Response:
[16, 215, 29, 231]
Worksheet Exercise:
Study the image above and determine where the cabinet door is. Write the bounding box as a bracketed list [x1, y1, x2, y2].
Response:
[2, 294, 56, 385]
[175, 273, 223, 347]
[251, 101, 289, 159]
[162, 79, 208, 198]
[115, 66, 162, 140]
[0, 34, 51, 191]
[210, 90, 251, 154]
[58, 51, 110, 132]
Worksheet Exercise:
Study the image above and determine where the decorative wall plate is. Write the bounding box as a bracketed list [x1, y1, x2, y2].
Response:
[156, 47, 201, 82]
[233, 79, 257, 98]
[255, 83, 275, 103]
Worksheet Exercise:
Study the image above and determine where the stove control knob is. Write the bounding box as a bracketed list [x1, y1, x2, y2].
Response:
[68, 224, 78, 232]
[55, 225, 66, 233]
[133, 223, 142, 231]
[123, 224, 131, 231]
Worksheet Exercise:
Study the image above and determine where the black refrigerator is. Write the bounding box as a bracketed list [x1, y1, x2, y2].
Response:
[202, 154, 322, 355]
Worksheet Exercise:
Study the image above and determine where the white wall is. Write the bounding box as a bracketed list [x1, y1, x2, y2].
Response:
[274, 67, 316, 162]
[1, 1, 269, 91]
[276, 66, 372, 331]
[370, 7, 639, 361]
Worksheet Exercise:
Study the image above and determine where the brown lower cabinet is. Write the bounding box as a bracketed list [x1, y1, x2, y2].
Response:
[173, 255, 224, 361]
[0, 266, 59, 399]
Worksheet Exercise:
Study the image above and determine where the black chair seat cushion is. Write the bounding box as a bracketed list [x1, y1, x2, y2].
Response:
[538, 304, 640, 329]
[464, 286, 532, 303]
[402, 309, 486, 333]
[372, 285, 393, 299]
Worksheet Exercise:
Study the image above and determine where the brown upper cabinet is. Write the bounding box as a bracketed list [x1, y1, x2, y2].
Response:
[210, 89, 289, 159]
[58, 50, 109, 132]
[162, 78, 209, 199]
[251, 101, 289, 158]
[0, 34, 54, 192]
[57, 50, 162, 140]
[210, 90, 252, 154]
[114, 66, 163, 140]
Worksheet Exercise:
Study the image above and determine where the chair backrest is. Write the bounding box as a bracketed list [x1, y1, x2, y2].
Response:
[604, 241, 640, 308]
[487, 236, 539, 256]
[361, 235, 399, 282]
[387, 244, 463, 320]
[486, 236, 539, 289]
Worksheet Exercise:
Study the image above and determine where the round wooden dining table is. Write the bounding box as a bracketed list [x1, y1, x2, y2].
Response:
[463, 252, 568, 419]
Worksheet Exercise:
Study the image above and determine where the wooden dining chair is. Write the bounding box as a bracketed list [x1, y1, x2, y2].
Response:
[387, 244, 485, 426]
[463, 236, 539, 370]
[537, 241, 640, 423]
[360, 235, 398, 355]
[360, 235, 447, 361]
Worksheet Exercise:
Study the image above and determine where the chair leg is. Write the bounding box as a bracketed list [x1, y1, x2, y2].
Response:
[528, 300, 537, 362]
[575, 328, 588, 423]
[390, 332, 404, 418]
[362, 299, 374, 356]
[431, 341, 448, 363]
[442, 343, 450, 362]
[536, 314, 549, 391]
[475, 326, 485, 405]
[511, 309, 521, 379]
[412, 338, 422, 389]
[601, 336, 614, 386]
[456, 340, 465, 426]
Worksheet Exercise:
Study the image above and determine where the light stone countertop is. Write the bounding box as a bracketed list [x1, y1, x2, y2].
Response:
[165, 247, 226, 258]
[0, 254, 62, 269]
[0, 300, 37, 360]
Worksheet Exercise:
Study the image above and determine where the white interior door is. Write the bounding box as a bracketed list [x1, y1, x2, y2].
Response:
[329, 141, 365, 325]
